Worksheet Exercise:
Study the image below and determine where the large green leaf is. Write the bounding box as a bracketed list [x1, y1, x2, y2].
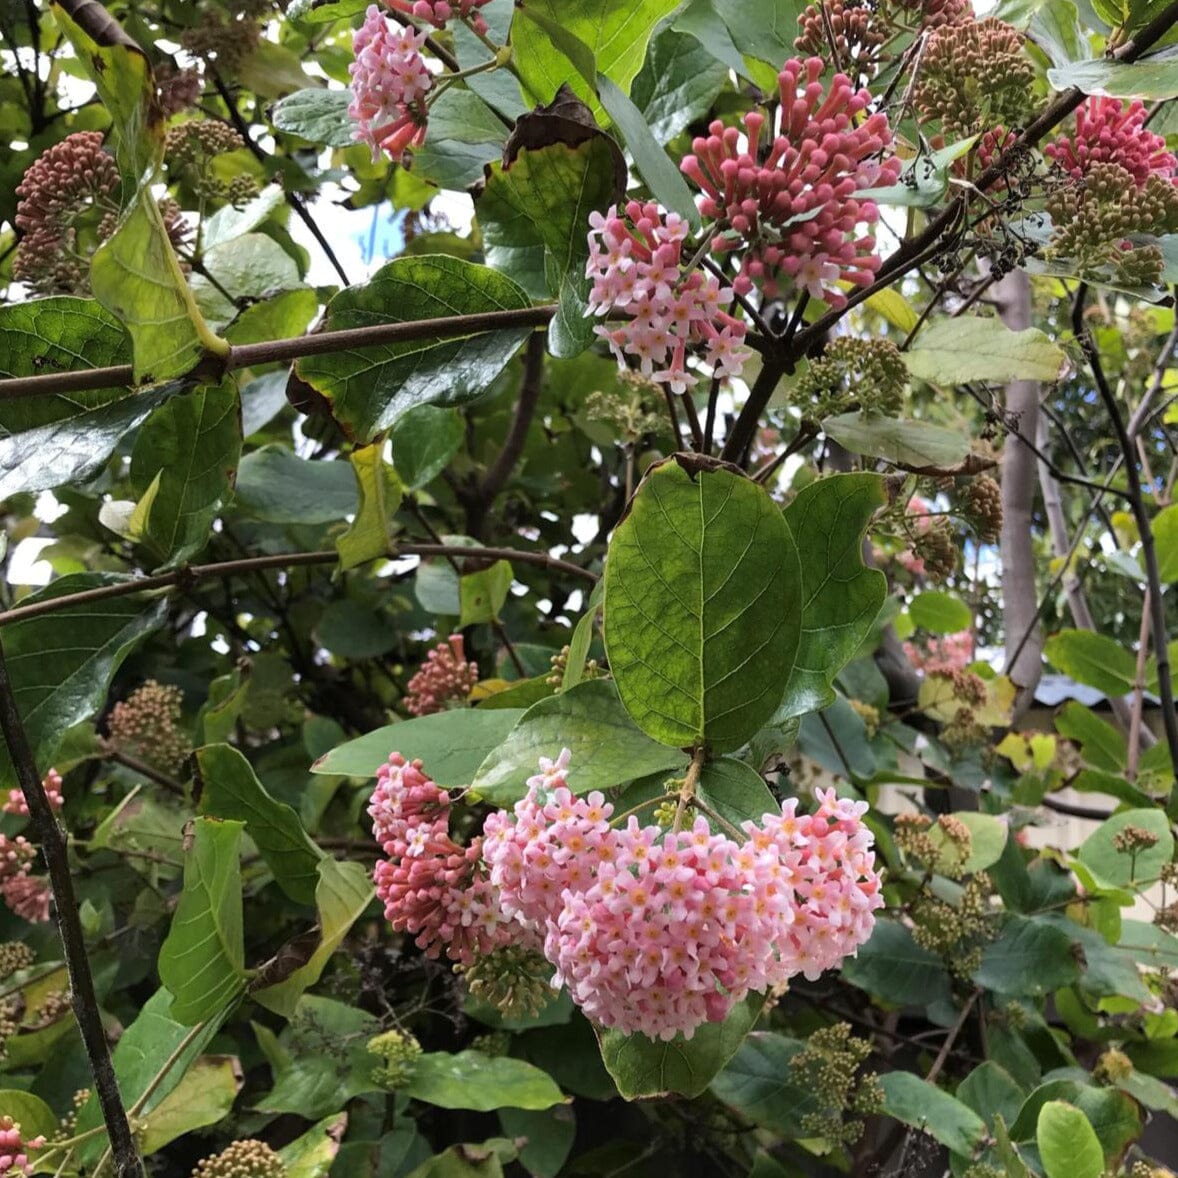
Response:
[404, 1051, 566, 1111]
[1011, 1080, 1141, 1158]
[278, 1113, 349, 1178]
[413, 88, 510, 190]
[1153, 503, 1178, 581]
[129, 382, 242, 567]
[0, 1091, 57, 1140]
[271, 87, 355, 146]
[336, 444, 404, 571]
[597, 994, 763, 1099]
[511, 0, 682, 107]
[879, 1073, 988, 1156]
[956, 1062, 1026, 1131]
[903, 316, 1067, 385]
[1037, 1101, 1105, 1178]
[140, 1055, 243, 1154]
[1048, 57, 1178, 99]
[710, 1034, 818, 1136]
[0, 297, 171, 497]
[73, 989, 225, 1166]
[841, 917, 954, 1007]
[295, 256, 533, 441]
[1044, 629, 1138, 697]
[974, 914, 1082, 996]
[709, 0, 805, 69]
[910, 590, 973, 635]
[313, 708, 527, 784]
[389, 405, 465, 491]
[1078, 807, 1175, 887]
[158, 817, 250, 1023]
[233, 447, 358, 524]
[778, 473, 886, 719]
[194, 744, 324, 905]
[253, 858, 374, 1017]
[631, 27, 730, 143]
[604, 458, 803, 752]
[472, 679, 688, 805]
[823, 413, 972, 470]
[1055, 701, 1127, 771]
[0, 575, 165, 788]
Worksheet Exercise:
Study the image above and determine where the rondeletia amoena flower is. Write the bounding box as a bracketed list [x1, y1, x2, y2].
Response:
[1045, 97, 1177, 188]
[4, 769, 63, 817]
[585, 201, 751, 396]
[386, 0, 493, 34]
[404, 635, 479, 716]
[0, 1116, 45, 1177]
[680, 56, 902, 309]
[348, 5, 433, 162]
[372, 748, 883, 1040]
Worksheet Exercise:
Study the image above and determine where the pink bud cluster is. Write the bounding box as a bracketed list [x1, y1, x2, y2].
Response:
[369, 753, 520, 965]
[386, 0, 492, 34]
[1046, 97, 1177, 189]
[3, 769, 64, 817]
[404, 635, 479, 716]
[0, 1116, 45, 1177]
[0, 836, 50, 924]
[349, 6, 433, 163]
[585, 202, 751, 395]
[680, 57, 901, 308]
[903, 629, 973, 674]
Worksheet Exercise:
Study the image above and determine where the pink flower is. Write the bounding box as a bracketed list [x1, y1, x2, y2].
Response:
[0, 874, 51, 924]
[1046, 97, 1177, 188]
[387, 0, 493, 35]
[404, 634, 479, 716]
[348, 6, 433, 162]
[904, 629, 974, 674]
[585, 202, 750, 395]
[0, 1116, 46, 1177]
[4, 769, 64, 817]
[680, 57, 901, 308]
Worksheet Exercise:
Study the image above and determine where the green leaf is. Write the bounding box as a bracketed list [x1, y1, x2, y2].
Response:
[407, 1140, 519, 1178]
[336, 444, 404, 571]
[313, 708, 527, 783]
[498, 1107, 576, 1178]
[287, 0, 368, 21]
[460, 560, 513, 626]
[91, 190, 227, 383]
[0, 1091, 57, 1140]
[957, 1062, 1026, 1130]
[414, 88, 510, 190]
[73, 989, 225, 1166]
[1012, 1080, 1142, 1158]
[202, 186, 286, 252]
[233, 447, 358, 524]
[903, 316, 1067, 385]
[271, 86, 355, 146]
[253, 858, 374, 1018]
[842, 917, 954, 1006]
[928, 812, 1009, 873]
[696, 757, 778, 830]
[1047, 57, 1178, 99]
[631, 28, 729, 143]
[295, 256, 533, 441]
[860, 138, 978, 209]
[0, 296, 164, 498]
[561, 582, 602, 692]
[879, 1073, 987, 1156]
[194, 744, 324, 905]
[140, 1055, 243, 1154]
[709, 1034, 818, 1137]
[511, 0, 682, 107]
[0, 575, 165, 788]
[129, 382, 242, 567]
[278, 1113, 349, 1178]
[390, 405, 465, 491]
[708, 0, 805, 69]
[1055, 700, 1127, 771]
[404, 1051, 566, 1111]
[1037, 1101, 1104, 1178]
[1153, 503, 1178, 581]
[158, 817, 249, 1023]
[1029, 0, 1087, 68]
[823, 412, 972, 469]
[778, 473, 887, 718]
[974, 914, 1082, 996]
[198, 236, 302, 309]
[597, 993, 763, 1098]
[1078, 807, 1175, 887]
[910, 591, 973, 635]
[603, 458, 803, 752]
[471, 679, 688, 805]
[1044, 629, 1138, 696]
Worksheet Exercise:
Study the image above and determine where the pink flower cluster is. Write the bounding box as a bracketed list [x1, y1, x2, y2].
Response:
[585, 202, 751, 395]
[0, 1116, 45, 1177]
[404, 635, 479, 716]
[1046, 97, 1177, 188]
[0, 835, 50, 924]
[3, 769, 64, 817]
[369, 753, 518, 965]
[680, 57, 901, 308]
[349, 6, 433, 162]
[480, 752, 883, 1040]
[387, 0, 492, 34]
[903, 629, 973, 674]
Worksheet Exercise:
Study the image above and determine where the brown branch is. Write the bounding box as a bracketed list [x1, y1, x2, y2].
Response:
[100, 742, 186, 797]
[0, 543, 595, 628]
[0, 633, 146, 1177]
[0, 306, 558, 400]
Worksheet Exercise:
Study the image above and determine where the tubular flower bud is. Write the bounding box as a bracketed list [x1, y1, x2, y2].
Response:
[386, 0, 493, 34]
[1046, 97, 1177, 187]
[404, 635, 479, 716]
[0, 1117, 45, 1177]
[4, 769, 64, 817]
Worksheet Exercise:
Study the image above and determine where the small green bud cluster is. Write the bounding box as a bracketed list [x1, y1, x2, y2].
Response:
[469, 1030, 511, 1057]
[546, 646, 601, 691]
[792, 1023, 883, 1145]
[367, 1028, 423, 1089]
[107, 680, 190, 776]
[190, 1140, 286, 1178]
[962, 476, 1003, 544]
[795, 338, 908, 420]
[165, 123, 261, 209]
[912, 872, 993, 978]
[913, 518, 958, 581]
[461, 944, 554, 1020]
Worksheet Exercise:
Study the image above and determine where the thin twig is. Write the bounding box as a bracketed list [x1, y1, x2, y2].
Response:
[0, 634, 145, 1177]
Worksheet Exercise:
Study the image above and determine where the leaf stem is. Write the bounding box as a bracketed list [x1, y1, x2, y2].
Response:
[672, 747, 707, 832]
